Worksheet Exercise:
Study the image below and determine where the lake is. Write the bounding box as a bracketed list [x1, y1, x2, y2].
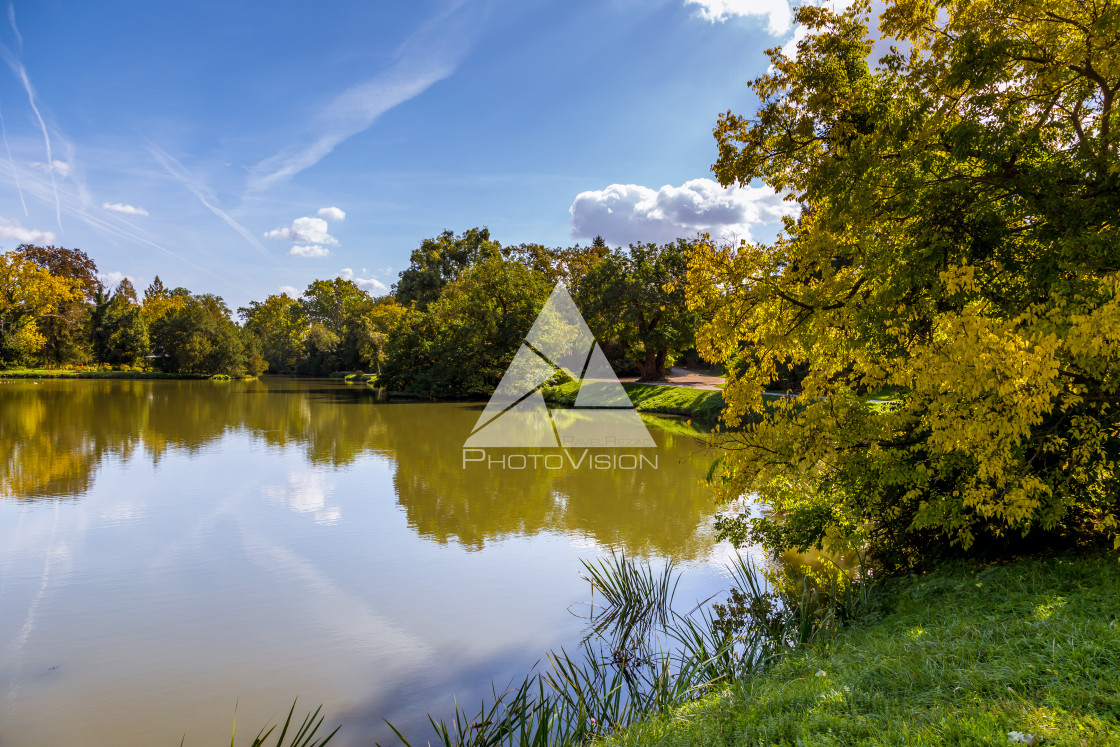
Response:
[0, 377, 740, 745]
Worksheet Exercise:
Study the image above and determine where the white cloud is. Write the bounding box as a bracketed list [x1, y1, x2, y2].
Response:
[569, 178, 797, 246]
[279, 285, 300, 297]
[30, 159, 70, 177]
[0, 216, 55, 244]
[289, 244, 330, 258]
[339, 268, 388, 294]
[264, 216, 339, 245]
[684, 0, 793, 33]
[318, 206, 346, 222]
[101, 202, 149, 216]
[98, 271, 141, 288]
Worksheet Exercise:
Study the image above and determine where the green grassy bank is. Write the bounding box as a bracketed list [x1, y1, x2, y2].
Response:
[602, 553, 1120, 747]
[543, 381, 724, 422]
[0, 367, 209, 379]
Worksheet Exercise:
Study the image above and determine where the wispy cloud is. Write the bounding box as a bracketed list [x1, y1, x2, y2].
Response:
[30, 159, 69, 177]
[318, 206, 345, 221]
[246, 1, 482, 193]
[102, 202, 149, 216]
[149, 143, 271, 259]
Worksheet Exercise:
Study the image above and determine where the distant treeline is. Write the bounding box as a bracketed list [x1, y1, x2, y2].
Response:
[0, 229, 701, 391]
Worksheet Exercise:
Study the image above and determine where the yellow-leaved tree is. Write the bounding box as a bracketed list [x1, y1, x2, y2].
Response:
[0, 251, 83, 365]
[690, 0, 1120, 569]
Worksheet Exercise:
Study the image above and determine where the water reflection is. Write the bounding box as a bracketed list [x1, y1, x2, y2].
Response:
[0, 378, 719, 558]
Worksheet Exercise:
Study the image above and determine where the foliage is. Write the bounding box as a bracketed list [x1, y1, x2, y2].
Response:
[690, 0, 1120, 569]
[147, 292, 252, 376]
[239, 292, 308, 374]
[580, 241, 699, 381]
[0, 251, 83, 365]
[15, 244, 99, 365]
[354, 296, 407, 375]
[381, 254, 551, 396]
[395, 227, 503, 310]
[91, 281, 150, 366]
[601, 553, 1120, 747]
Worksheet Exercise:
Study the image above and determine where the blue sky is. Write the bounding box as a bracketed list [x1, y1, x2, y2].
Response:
[0, 0, 808, 308]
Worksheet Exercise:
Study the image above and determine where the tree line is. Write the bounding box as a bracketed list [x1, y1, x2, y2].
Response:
[0, 231, 701, 388]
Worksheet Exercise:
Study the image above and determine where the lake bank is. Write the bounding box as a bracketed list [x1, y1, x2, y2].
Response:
[601, 551, 1120, 746]
[0, 367, 226, 380]
[542, 381, 724, 423]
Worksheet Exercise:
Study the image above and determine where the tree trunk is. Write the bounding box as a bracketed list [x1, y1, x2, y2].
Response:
[636, 348, 668, 382]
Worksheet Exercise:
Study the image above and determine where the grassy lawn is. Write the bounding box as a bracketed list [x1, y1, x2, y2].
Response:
[543, 381, 724, 422]
[603, 553, 1120, 746]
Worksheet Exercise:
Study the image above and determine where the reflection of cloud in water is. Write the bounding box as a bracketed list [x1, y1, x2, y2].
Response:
[240, 531, 429, 665]
[262, 470, 342, 526]
[99, 502, 143, 525]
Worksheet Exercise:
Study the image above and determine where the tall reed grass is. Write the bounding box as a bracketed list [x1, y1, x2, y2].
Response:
[384, 551, 874, 746]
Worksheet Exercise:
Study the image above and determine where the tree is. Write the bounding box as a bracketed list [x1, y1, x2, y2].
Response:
[395, 227, 502, 309]
[0, 251, 83, 365]
[690, 0, 1120, 568]
[381, 255, 551, 396]
[91, 281, 149, 366]
[147, 290, 249, 376]
[579, 240, 698, 381]
[238, 292, 308, 373]
[355, 297, 407, 375]
[299, 278, 374, 372]
[15, 244, 99, 365]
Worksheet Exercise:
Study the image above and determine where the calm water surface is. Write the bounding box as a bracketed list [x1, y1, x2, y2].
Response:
[0, 378, 739, 745]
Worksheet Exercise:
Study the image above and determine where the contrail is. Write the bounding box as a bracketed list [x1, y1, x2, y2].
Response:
[1, 49, 60, 228]
[0, 100, 27, 215]
[6, 4, 21, 50]
[149, 143, 272, 259]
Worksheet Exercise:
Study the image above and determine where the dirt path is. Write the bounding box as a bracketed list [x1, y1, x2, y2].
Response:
[619, 366, 725, 391]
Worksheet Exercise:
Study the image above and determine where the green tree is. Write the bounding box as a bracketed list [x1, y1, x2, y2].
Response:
[91, 280, 149, 366]
[691, 0, 1120, 569]
[579, 240, 698, 381]
[298, 278, 374, 373]
[149, 291, 248, 376]
[381, 254, 551, 396]
[395, 227, 502, 309]
[239, 292, 308, 373]
[355, 297, 407, 376]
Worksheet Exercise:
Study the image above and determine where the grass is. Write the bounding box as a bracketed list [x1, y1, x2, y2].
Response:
[0, 367, 201, 379]
[601, 552, 1120, 747]
[542, 382, 724, 423]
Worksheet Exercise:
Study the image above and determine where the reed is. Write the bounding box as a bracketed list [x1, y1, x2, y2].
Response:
[385, 551, 850, 746]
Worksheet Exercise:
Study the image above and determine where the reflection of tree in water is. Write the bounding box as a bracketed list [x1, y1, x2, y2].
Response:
[384, 404, 721, 560]
[0, 379, 390, 500]
[0, 381, 721, 559]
